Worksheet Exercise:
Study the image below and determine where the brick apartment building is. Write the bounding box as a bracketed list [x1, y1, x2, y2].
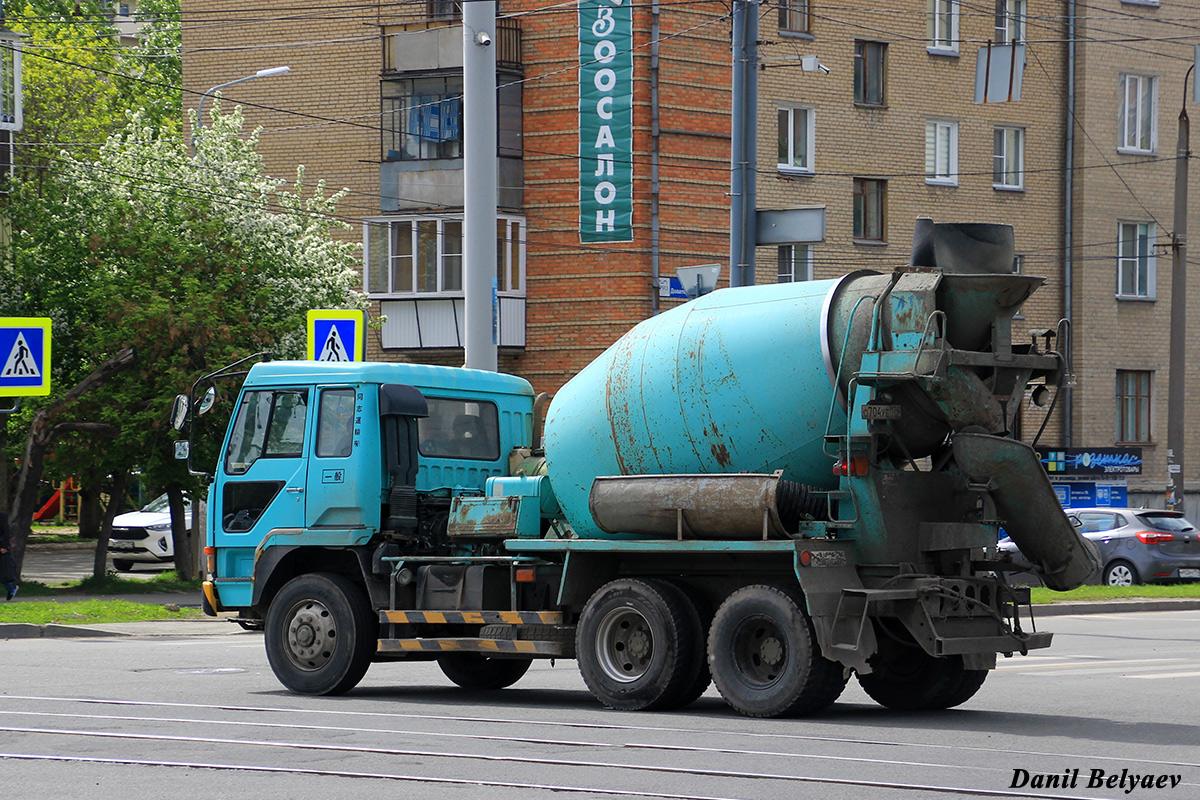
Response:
[180, 0, 1197, 503]
[182, 0, 731, 392]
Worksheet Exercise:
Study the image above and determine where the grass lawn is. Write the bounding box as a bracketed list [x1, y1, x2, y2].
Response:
[1, 572, 206, 625]
[0, 599, 203, 625]
[1030, 583, 1200, 603]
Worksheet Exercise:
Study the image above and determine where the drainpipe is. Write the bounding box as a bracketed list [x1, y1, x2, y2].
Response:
[1063, 0, 1076, 446]
[651, 0, 661, 313]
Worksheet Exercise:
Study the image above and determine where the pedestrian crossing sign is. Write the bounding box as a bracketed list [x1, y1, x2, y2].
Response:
[0, 318, 52, 397]
[307, 310, 365, 363]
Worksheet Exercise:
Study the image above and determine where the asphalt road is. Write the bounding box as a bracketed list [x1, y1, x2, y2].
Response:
[2, 609, 1199, 800]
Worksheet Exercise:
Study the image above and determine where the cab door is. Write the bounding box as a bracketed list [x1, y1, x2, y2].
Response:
[214, 388, 310, 559]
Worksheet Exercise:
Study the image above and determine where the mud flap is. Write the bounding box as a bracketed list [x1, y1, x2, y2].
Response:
[953, 433, 1101, 591]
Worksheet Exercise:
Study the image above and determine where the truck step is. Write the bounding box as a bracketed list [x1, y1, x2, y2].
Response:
[379, 610, 564, 625]
[377, 637, 567, 656]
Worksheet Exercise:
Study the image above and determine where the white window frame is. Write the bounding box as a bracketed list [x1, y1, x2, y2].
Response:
[927, 0, 959, 55]
[777, 244, 814, 282]
[925, 120, 958, 185]
[1116, 221, 1156, 299]
[777, 105, 815, 174]
[363, 214, 526, 299]
[993, 126, 1024, 190]
[994, 0, 1025, 44]
[1118, 73, 1157, 154]
[1115, 369, 1152, 444]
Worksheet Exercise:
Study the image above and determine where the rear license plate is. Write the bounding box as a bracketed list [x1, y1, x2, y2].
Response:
[1179, 569, 1200, 578]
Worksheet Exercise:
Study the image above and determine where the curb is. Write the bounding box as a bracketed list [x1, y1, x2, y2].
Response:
[26, 541, 96, 552]
[1032, 598, 1200, 616]
[0, 622, 124, 639]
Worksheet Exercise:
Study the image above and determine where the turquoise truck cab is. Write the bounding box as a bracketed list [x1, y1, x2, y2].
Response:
[205, 361, 535, 619]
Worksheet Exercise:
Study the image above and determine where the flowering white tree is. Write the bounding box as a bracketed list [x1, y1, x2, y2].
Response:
[3, 106, 364, 576]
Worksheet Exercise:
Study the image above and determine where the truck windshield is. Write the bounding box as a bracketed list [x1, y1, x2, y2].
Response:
[225, 390, 309, 474]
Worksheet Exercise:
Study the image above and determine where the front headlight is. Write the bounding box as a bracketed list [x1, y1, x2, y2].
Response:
[145, 523, 172, 532]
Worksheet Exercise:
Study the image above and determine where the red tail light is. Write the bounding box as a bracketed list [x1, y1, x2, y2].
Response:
[1135, 531, 1175, 544]
[833, 455, 870, 477]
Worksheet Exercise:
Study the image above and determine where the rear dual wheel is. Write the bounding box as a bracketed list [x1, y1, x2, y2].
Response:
[857, 649, 988, 711]
[707, 585, 847, 718]
[576, 578, 705, 711]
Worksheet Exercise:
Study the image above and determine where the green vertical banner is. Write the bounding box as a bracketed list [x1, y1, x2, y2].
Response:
[579, 0, 634, 243]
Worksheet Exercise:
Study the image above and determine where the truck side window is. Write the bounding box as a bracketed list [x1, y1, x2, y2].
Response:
[317, 388, 356, 458]
[264, 391, 308, 457]
[417, 398, 501, 461]
[224, 390, 308, 475]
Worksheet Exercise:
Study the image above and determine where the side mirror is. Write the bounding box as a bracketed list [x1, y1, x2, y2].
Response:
[170, 394, 190, 431]
[198, 386, 217, 415]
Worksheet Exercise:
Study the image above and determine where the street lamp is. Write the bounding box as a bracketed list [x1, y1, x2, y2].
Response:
[194, 66, 291, 144]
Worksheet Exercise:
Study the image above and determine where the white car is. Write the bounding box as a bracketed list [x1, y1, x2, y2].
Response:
[108, 493, 192, 571]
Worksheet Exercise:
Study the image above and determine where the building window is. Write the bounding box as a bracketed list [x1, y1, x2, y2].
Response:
[925, 120, 958, 185]
[779, 0, 810, 33]
[854, 41, 886, 106]
[382, 75, 463, 161]
[1117, 221, 1155, 298]
[426, 0, 461, 21]
[777, 244, 814, 282]
[1118, 73, 1157, 153]
[777, 106, 814, 173]
[994, 0, 1025, 43]
[993, 126, 1024, 189]
[1116, 370, 1151, 443]
[853, 178, 886, 241]
[365, 216, 525, 298]
[927, 0, 959, 53]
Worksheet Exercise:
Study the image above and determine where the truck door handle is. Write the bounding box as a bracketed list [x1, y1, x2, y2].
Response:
[286, 487, 304, 494]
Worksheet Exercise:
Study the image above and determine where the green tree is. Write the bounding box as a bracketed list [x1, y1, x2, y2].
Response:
[3, 106, 363, 578]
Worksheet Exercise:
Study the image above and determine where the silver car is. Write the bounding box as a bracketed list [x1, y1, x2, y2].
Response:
[1068, 508, 1200, 586]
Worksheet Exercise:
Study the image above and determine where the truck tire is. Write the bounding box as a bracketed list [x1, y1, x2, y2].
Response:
[708, 585, 847, 718]
[857, 652, 987, 711]
[576, 578, 697, 711]
[265, 572, 376, 696]
[437, 654, 532, 690]
[661, 581, 713, 709]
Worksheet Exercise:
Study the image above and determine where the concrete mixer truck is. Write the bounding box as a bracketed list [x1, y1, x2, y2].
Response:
[176, 221, 1100, 718]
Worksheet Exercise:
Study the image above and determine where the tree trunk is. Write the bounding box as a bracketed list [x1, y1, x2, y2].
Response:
[78, 482, 103, 539]
[8, 347, 135, 576]
[167, 484, 193, 579]
[93, 471, 127, 578]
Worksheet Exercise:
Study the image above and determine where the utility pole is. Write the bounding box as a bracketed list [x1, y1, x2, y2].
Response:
[1167, 65, 1191, 515]
[728, 0, 758, 287]
[463, 1, 499, 371]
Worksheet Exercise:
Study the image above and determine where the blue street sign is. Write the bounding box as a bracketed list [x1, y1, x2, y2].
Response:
[0, 317, 52, 396]
[307, 310, 365, 362]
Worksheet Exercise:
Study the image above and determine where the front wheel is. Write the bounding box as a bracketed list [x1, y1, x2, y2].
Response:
[112, 559, 134, 572]
[265, 572, 376, 695]
[438, 654, 532, 690]
[1103, 560, 1139, 587]
[708, 585, 847, 718]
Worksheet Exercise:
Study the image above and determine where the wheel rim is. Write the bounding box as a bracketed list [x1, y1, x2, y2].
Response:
[730, 613, 787, 688]
[283, 599, 338, 672]
[1107, 564, 1134, 587]
[594, 605, 654, 683]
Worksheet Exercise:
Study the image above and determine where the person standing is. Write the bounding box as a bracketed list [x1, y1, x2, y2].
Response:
[0, 510, 17, 600]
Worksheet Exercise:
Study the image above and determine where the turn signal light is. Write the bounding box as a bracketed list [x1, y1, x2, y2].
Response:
[833, 455, 870, 477]
[515, 567, 536, 583]
[1135, 531, 1175, 544]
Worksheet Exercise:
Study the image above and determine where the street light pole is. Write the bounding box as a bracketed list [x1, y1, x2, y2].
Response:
[194, 66, 291, 149]
[1167, 64, 1191, 515]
